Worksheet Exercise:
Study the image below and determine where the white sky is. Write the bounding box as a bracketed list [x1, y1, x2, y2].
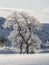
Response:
[0, 0, 49, 23]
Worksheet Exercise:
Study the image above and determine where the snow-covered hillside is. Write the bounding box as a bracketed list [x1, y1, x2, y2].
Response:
[34, 23, 49, 48]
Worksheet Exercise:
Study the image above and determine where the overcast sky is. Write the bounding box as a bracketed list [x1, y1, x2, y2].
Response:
[0, 0, 49, 23]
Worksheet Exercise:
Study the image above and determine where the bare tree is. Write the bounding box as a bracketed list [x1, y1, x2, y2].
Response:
[5, 11, 41, 54]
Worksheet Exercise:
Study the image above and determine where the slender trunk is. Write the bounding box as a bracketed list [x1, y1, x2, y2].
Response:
[20, 43, 22, 54]
[26, 43, 29, 54]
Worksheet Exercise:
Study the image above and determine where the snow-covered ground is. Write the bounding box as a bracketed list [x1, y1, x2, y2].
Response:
[0, 54, 49, 65]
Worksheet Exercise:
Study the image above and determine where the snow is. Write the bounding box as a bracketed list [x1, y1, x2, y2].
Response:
[0, 54, 49, 65]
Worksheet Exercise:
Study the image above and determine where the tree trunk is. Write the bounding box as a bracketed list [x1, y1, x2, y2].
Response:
[26, 43, 29, 54]
[20, 43, 22, 54]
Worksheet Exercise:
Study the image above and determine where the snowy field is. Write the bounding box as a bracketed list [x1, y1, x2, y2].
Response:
[0, 54, 49, 65]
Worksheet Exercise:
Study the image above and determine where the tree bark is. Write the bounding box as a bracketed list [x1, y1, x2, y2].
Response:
[20, 43, 22, 54]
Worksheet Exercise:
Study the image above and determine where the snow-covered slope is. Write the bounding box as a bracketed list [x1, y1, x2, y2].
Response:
[33, 23, 49, 48]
